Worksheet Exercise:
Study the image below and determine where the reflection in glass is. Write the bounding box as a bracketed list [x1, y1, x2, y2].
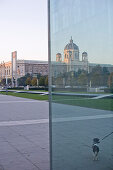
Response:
[49, 0, 113, 169]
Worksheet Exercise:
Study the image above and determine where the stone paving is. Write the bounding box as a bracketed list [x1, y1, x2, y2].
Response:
[0, 94, 113, 170]
[52, 103, 113, 170]
[0, 94, 49, 170]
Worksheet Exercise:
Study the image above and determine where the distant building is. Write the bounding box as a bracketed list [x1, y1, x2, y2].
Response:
[17, 60, 48, 78]
[64, 37, 80, 63]
[0, 53, 48, 86]
[89, 63, 113, 73]
[55, 37, 113, 76]
[0, 61, 12, 80]
[56, 53, 62, 62]
[53, 37, 89, 77]
[56, 37, 89, 73]
[0, 43, 113, 86]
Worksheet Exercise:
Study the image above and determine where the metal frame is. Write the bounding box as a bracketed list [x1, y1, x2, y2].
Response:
[48, 0, 52, 169]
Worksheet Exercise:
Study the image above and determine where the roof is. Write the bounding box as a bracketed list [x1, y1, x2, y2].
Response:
[82, 52, 87, 54]
[17, 60, 48, 65]
[56, 53, 61, 55]
[64, 37, 79, 50]
[89, 63, 113, 67]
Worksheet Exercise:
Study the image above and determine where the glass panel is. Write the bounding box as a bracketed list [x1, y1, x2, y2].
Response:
[49, 0, 113, 170]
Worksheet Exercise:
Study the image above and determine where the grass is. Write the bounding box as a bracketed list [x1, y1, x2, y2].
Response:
[0, 92, 48, 101]
[1, 91, 113, 111]
[8, 89, 47, 92]
[53, 90, 111, 94]
[52, 95, 113, 111]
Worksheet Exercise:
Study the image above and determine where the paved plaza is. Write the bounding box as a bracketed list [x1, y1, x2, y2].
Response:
[0, 94, 113, 170]
[0, 94, 49, 170]
[52, 103, 113, 170]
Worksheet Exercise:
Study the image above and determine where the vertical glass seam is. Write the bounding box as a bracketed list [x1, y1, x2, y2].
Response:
[48, 0, 52, 169]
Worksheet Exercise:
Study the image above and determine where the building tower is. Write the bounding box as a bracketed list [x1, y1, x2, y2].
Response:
[64, 37, 79, 64]
[56, 53, 62, 62]
[82, 52, 88, 62]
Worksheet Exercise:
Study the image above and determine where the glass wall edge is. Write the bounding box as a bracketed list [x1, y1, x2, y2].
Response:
[48, 0, 52, 169]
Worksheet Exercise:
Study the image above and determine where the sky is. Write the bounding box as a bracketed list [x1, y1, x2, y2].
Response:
[0, 0, 48, 62]
[51, 0, 113, 65]
[0, 0, 113, 65]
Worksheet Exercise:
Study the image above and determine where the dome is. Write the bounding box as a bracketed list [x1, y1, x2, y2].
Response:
[56, 53, 61, 55]
[82, 52, 87, 55]
[64, 37, 79, 50]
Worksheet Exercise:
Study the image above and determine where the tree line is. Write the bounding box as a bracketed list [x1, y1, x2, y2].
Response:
[0, 78, 12, 87]
[0, 65, 113, 90]
[0, 73, 48, 87]
[53, 65, 113, 89]
[17, 73, 48, 87]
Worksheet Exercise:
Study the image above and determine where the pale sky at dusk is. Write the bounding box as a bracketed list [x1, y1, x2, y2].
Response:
[0, 0, 48, 62]
[51, 0, 113, 65]
[0, 0, 113, 65]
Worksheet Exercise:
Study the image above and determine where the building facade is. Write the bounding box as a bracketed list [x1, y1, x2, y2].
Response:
[56, 37, 89, 73]
[54, 38, 113, 77]
[0, 56, 48, 84]
[0, 61, 12, 80]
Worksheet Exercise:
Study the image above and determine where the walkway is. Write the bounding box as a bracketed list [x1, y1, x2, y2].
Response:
[0, 94, 49, 170]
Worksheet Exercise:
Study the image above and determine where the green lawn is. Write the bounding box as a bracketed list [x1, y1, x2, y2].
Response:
[1, 91, 113, 111]
[52, 95, 113, 111]
[8, 89, 47, 92]
[53, 90, 110, 94]
[0, 92, 48, 101]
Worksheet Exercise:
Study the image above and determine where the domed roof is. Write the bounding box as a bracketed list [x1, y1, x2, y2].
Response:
[56, 53, 61, 55]
[82, 51, 87, 54]
[64, 37, 79, 50]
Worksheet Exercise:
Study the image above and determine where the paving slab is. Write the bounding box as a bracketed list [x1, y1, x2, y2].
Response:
[0, 94, 113, 170]
[52, 103, 113, 170]
[0, 94, 49, 170]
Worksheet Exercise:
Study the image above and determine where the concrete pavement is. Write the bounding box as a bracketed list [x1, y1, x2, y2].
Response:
[0, 94, 49, 170]
[0, 94, 113, 170]
[52, 103, 113, 170]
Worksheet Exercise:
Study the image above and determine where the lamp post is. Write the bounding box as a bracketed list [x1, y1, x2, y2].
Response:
[6, 69, 8, 95]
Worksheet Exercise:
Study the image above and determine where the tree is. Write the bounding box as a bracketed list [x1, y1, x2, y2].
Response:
[91, 65, 103, 74]
[1, 79, 6, 86]
[7, 78, 12, 86]
[18, 73, 32, 86]
[56, 76, 63, 87]
[90, 65, 110, 87]
[18, 76, 26, 86]
[26, 77, 31, 85]
[31, 77, 37, 86]
[39, 77, 45, 86]
[37, 73, 41, 79]
[91, 72, 103, 87]
[103, 67, 109, 74]
[77, 72, 88, 86]
[108, 72, 113, 88]
[89, 65, 104, 87]
[102, 67, 110, 86]
[45, 76, 48, 87]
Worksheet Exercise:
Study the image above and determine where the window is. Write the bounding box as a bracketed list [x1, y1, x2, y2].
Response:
[49, 0, 113, 170]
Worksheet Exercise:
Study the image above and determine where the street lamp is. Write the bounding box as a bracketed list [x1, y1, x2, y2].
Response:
[6, 69, 8, 95]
